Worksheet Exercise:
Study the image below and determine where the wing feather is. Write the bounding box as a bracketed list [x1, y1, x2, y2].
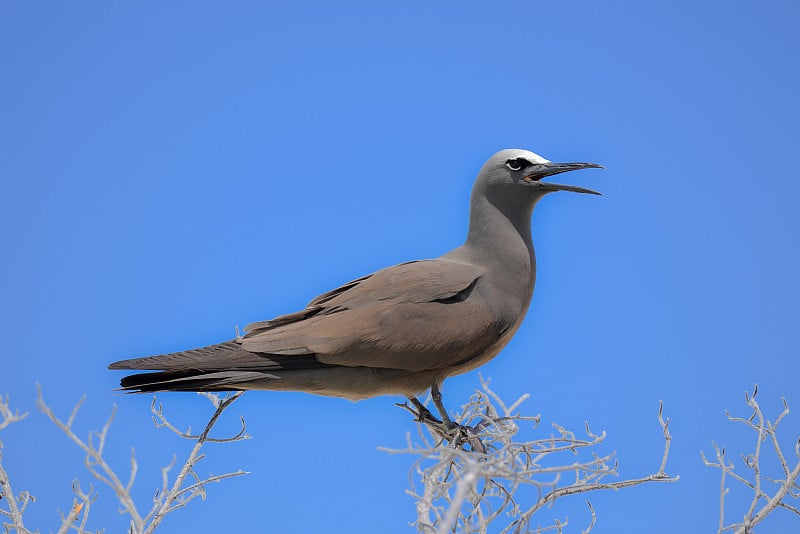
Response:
[240, 259, 502, 371]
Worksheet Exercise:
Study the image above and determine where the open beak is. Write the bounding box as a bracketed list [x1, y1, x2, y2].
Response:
[523, 162, 603, 195]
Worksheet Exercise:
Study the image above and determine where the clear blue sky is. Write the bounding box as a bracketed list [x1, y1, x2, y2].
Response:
[2, 1, 799, 532]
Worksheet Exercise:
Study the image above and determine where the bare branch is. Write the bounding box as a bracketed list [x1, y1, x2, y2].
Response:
[0, 396, 28, 432]
[36, 385, 145, 531]
[0, 395, 34, 534]
[384, 380, 677, 532]
[142, 391, 249, 534]
[55, 480, 98, 534]
[581, 500, 596, 534]
[36, 387, 249, 534]
[702, 385, 800, 534]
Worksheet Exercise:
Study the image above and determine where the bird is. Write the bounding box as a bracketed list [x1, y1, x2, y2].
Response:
[109, 148, 601, 429]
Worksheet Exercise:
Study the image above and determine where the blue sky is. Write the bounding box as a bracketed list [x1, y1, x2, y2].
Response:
[2, 1, 799, 532]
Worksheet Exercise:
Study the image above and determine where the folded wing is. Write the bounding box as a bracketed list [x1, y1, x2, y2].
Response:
[109, 258, 505, 390]
[241, 259, 498, 371]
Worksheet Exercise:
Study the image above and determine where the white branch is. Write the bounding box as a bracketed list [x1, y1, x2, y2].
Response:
[142, 391, 249, 534]
[0, 395, 33, 534]
[702, 385, 800, 534]
[37, 388, 249, 534]
[384, 378, 677, 532]
[36, 385, 145, 531]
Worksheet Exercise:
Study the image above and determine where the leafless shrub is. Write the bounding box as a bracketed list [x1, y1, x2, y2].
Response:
[9, 381, 799, 533]
[0, 389, 248, 534]
[383, 377, 679, 533]
[0, 395, 33, 534]
[701, 385, 800, 534]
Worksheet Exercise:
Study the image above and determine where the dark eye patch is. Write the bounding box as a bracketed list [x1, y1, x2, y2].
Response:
[505, 158, 530, 171]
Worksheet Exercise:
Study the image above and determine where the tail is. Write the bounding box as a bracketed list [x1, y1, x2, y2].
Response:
[109, 341, 324, 393]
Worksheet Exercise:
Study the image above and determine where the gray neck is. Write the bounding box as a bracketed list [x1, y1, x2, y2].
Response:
[464, 189, 539, 269]
[440, 186, 542, 320]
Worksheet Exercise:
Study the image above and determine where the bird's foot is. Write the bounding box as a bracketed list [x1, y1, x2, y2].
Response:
[397, 399, 487, 453]
[447, 423, 487, 454]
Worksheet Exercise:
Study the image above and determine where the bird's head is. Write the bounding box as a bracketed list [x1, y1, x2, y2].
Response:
[477, 148, 602, 200]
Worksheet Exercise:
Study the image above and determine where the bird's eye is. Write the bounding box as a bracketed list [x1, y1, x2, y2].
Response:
[505, 159, 525, 171]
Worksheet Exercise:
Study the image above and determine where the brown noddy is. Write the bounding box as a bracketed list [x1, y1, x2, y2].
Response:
[109, 149, 601, 424]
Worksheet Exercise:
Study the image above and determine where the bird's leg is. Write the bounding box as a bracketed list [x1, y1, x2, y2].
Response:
[407, 397, 442, 426]
[430, 383, 487, 454]
[397, 388, 486, 453]
[430, 383, 454, 430]
[398, 396, 450, 441]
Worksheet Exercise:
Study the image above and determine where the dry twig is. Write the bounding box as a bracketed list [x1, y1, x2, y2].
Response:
[700, 385, 800, 533]
[0, 395, 33, 534]
[144, 392, 250, 533]
[36, 388, 249, 533]
[384, 377, 678, 533]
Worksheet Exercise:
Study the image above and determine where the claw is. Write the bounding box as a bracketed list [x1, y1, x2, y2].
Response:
[401, 394, 487, 453]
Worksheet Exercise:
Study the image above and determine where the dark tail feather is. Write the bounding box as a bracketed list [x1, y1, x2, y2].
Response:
[118, 369, 275, 393]
[109, 341, 259, 371]
[110, 340, 333, 393]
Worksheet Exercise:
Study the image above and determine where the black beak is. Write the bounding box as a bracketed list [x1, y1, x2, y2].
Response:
[523, 162, 603, 195]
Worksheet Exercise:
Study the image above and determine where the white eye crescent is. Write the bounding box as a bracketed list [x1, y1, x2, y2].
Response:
[505, 159, 524, 171]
